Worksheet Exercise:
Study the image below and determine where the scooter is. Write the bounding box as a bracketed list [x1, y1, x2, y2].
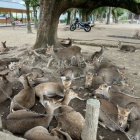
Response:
[70, 19, 91, 32]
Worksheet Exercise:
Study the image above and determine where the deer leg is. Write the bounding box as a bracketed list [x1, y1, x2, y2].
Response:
[47, 58, 54, 68]
[98, 121, 107, 129]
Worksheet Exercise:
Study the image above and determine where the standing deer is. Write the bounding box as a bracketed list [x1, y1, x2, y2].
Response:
[46, 45, 83, 68]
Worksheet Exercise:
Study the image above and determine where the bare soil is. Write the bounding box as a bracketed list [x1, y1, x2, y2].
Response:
[0, 23, 140, 140]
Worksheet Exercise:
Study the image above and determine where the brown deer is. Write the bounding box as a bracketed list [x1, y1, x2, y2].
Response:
[10, 74, 35, 113]
[8, 62, 44, 78]
[85, 73, 105, 90]
[118, 41, 137, 52]
[46, 45, 83, 68]
[0, 71, 13, 103]
[0, 41, 9, 53]
[95, 84, 140, 121]
[56, 105, 85, 140]
[35, 79, 72, 105]
[6, 98, 61, 134]
[99, 98, 131, 132]
[127, 120, 140, 140]
[91, 46, 105, 61]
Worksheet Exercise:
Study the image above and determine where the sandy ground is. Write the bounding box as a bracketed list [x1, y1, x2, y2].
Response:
[0, 23, 140, 140]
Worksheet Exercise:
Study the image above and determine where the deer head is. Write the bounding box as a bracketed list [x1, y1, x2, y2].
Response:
[117, 105, 132, 128]
[85, 73, 94, 88]
[1, 41, 6, 48]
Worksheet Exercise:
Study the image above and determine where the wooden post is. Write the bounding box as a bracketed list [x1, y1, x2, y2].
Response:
[81, 99, 100, 140]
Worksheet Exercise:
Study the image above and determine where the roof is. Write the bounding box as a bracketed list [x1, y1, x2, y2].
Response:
[0, 0, 32, 13]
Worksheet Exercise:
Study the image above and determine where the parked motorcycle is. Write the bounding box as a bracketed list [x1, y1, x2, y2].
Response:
[70, 19, 91, 32]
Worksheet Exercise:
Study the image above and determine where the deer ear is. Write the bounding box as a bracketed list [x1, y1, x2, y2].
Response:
[4, 41, 6, 44]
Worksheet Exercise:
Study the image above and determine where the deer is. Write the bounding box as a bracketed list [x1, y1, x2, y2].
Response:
[24, 125, 72, 140]
[127, 120, 140, 140]
[98, 98, 132, 132]
[0, 71, 13, 103]
[46, 45, 83, 68]
[95, 84, 140, 121]
[92, 57, 125, 73]
[55, 105, 85, 140]
[118, 41, 137, 52]
[97, 67, 126, 85]
[35, 79, 72, 106]
[6, 98, 62, 134]
[0, 41, 9, 53]
[60, 61, 93, 80]
[8, 62, 44, 78]
[60, 38, 73, 48]
[91, 46, 105, 62]
[10, 74, 35, 113]
[0, 60, 7, 71]
[85, 73, 105, 91]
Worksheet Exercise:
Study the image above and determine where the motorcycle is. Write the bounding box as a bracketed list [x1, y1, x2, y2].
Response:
[70, 20, 91, 32]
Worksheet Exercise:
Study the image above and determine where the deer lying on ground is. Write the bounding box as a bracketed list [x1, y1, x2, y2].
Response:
[35, 79, 72, 105]
[118, 41, 137, 52]
[46, 45, 83, 68]
[0, 71, 13, 103]
[0, 60, 7, 71]
[60, 62, 93, 80]
[95, 84, 140, 121]
[85, 73, 105, 90]
[6, 98, 61, 134]
[127, 120, 140, 140]
[0, 41, 9, 53]
[51, 124, 73, 140]
[24, 125, 72, 140]
[98, 98, 131, 131]
[97, 67, 126, 85]
[92, 57, 125, 73]
[10, 74, 35, 113]
[55, 105, 85, 140]
[91, 46, 105, 61]
[8, 62, 44, 78]
[60, 38, 73, 48]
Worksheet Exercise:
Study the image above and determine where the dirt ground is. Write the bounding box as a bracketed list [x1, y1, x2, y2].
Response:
[0, 23, 140, 140]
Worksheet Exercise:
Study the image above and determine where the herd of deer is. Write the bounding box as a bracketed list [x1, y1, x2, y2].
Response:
[0, 39, 139, 140]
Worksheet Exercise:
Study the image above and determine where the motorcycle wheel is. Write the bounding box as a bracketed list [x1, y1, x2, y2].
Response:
[70, 25, 76, 31]
[84, 25, 91, 32]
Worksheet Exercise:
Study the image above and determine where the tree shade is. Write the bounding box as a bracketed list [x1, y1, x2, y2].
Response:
[33, 0, 140, 49]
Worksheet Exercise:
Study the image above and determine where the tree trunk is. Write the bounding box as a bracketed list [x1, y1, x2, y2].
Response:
[82, 11, 86, 22]
[112, 9, 118, 23]
[34, 0, 64, 48]
[66, 11, 71, 25]
[25, 2, 32, 33]
[106, 7, 112, 24]
[130, 12, 135, 24]
[33, 6, 38, 29]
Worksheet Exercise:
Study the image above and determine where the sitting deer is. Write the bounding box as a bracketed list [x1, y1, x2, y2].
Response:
[99, 98, 132, 132]
[91, 46, 105, 61]
[6, 98, 61, 134]
[10, 74, 35, 113]
[24, 125, 72, 140]
[118, 41, 137, 52]
[0, 71, 13, 103]
[95, 84, 140, 121]
[0, 41, 9, 53]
